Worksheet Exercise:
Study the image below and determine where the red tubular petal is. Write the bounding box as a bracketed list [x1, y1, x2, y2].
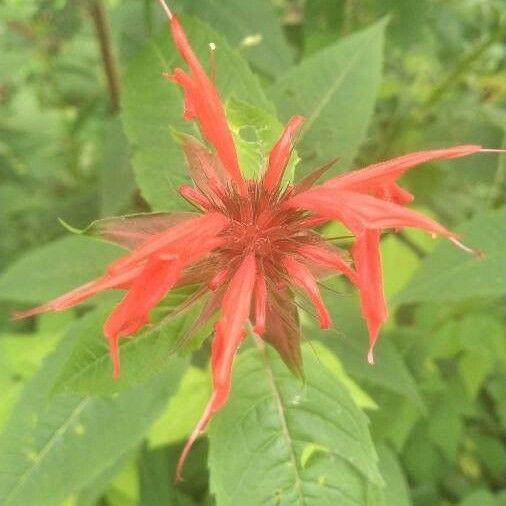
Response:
[352, 230, 387, 363]
[168, 16, 246, 194]
[288, 189, 456, 238]
[208, 269, 228, 290]
[108, 212, 228, 275]
[282, 256, 331, 329]
[322, 145, 482, 204]
[179, 185, 211, 210]
[253, 274, 267, 335]
[263, 115, 305, 192]
[103, 258, 183, 374]
[177, 255, 256, 480]
[296, 243, 358, 284]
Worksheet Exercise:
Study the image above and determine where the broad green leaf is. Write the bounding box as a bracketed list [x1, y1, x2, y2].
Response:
[458, 352, 492, 400]
[54, 301, 199, 395]
[75, 451, 134, 506]
[459, 490, 497, 506]
[0, 313, 187, 506]
[122, 16, 272, 211]
[381, 235, 421, 300]
[458, 313, 505, 362]
[377, 445, 412, 506]
[138, 447, 196, 506]
[98, 118, 135, 217]
[395, 208, 506, 304]
[0, 236, 121, 305]
[209, 345, 384, 506]
[269, 20, 386, 176]
[304, 341, 377, 410]
[0, 330, 62, 429]
[226, 98, 299, 180]
[178, 0, 293, 77]
[148, 366, 211, 448]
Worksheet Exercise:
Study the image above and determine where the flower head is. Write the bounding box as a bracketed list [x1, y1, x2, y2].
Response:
[15, 0, 498, 480]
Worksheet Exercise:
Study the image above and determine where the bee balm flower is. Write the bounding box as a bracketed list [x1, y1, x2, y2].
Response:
[15, 0, 500, 480]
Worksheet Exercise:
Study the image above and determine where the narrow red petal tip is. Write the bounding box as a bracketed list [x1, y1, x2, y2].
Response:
[176, 393, 216, 482]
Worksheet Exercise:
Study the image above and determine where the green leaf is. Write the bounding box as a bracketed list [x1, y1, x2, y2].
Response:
[459, 490, 497, 506]
[0, 313, 187, 506]
[178, 0, 293, 77]
[98, 118, 136, 217]
[209, 345, 384, 506]
[54, 300, 198, 395]
[138, 447, 196, 506]
[226, 98, 299, 180]
[381, 235, 421, 300]
[395, 208, 506, 304]
[304, 341, 377, 410]
[377, 445, 412, 506]
[269, 20, 386, 176]
[312, 293, 425, 413]
[0, 236, 121, 304]
[148, 366, 211, 448]
[122, 16, 272, 211]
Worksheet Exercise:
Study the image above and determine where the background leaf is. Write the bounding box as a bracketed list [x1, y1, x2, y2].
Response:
[209, 344, 384, 506]
[269, 20, 386, 176]
[0, 236, 121, 305]
[395, 207, 506, 304]
[0, 313, 187, 506]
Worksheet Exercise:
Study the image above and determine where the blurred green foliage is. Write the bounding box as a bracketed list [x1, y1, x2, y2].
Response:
[0, 0, 505, 505]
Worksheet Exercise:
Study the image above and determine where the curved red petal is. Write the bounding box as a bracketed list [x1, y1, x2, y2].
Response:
[168, 16, 246, 194]
[322, 145, 482, 204]
[282, 256, 331, 329]
[263, 115, 305, 192]
[352, 230, 387, 363]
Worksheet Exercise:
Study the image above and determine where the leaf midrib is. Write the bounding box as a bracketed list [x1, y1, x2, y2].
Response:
[302, 28, 380, 135]
[3, 398, 90, 505]
[259, 342, 306, 506]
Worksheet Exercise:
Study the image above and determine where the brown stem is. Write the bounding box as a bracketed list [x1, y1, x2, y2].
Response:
[89, 0, 121, 113]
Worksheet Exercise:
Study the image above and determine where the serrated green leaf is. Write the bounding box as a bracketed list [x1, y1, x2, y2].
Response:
[395, 208, 506, 304]
[53, 300, 198, 395]
[122, 16, 272, 211]
[0, 236, 121, 305]
[304, 341, 377, 410]
[209, 345, 384, 506]
[270, 20, 386, 176]
[0, 313, 187, 506]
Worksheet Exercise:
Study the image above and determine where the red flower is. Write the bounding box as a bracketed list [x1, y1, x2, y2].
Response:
[15, 0, 499, 479]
